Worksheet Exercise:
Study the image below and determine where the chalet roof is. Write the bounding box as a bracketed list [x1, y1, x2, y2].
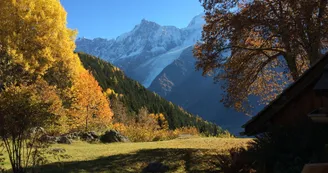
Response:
[242, 54, 328, 136]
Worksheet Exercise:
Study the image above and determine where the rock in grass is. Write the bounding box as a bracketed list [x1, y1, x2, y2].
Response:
[57, 136, 72, 144]
[70, 132, 80, 140]
[40, 135, 57, 144]
[100, 130, 130, 143]
[143, 162, 169, 173]
[89, 131, 99, 139]
[80, 132, 94, 141]
[80, 131, 99, 142]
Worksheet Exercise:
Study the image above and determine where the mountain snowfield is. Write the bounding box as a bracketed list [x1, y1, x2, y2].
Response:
[76, 14, 205, 87]
[75, 14, 251, 134]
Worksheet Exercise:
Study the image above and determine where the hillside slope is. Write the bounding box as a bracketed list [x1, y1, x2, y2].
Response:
[148, 47, 250, 134]
[77, 52, 225, 135]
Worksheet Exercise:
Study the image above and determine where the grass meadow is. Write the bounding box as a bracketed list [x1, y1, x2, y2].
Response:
[2, 137, 251, 173]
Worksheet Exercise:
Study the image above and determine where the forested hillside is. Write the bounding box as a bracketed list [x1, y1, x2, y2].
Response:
[78, 52, 225, 135]
[149, 47, 250, 134]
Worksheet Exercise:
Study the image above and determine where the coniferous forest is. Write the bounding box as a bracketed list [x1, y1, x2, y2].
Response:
[78, 52, 225, 136]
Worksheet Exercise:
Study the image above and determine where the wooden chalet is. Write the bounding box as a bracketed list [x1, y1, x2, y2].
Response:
[242, 54, 328, 136]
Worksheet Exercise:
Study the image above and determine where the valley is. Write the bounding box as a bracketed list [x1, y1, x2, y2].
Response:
[3, 0, 320, 172]
[75, 14, 251, 134]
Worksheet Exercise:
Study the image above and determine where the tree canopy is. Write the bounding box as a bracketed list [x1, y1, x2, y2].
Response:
[0, 0, 114, 135]
[70, 70, 113, 131]
[194, 0, 328, 111]
[0, 0, 82, 87]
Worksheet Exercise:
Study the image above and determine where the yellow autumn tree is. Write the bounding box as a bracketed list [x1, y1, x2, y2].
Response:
[149, 113, 169, 130]
[71, 70, 113, 131]
[0, 0, 82, 87]
[0, 0, 114, 134]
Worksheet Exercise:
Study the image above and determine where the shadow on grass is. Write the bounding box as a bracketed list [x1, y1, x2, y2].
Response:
[36, 148, 220, 173]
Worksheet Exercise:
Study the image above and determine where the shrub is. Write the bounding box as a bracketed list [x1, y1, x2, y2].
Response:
[47, 115, 71, 136]
[110, 108, 177, 142]
[152, 130, 178, 141]
[110, 108, 203, 142]
[0, 83, 65, 173]
[173, 127, 199, 136]
[115, 126, 202, 142]
[110, 123, 127, 132]
[216, 130, 235, 138]
[117, 125, 179, 142]
[110, 119, 200, 142]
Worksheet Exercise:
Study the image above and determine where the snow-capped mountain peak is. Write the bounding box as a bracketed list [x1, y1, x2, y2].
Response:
[186, 13, 206, 28]
[140, 18, 155, 24]
[75, 14, 205, 87]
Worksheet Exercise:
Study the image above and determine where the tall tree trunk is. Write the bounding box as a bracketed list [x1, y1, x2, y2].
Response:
[282, 35, 300, 81]
[308, 41, 321, 65]
[285, 54, 299, 81]
[85, 106, 89, 132]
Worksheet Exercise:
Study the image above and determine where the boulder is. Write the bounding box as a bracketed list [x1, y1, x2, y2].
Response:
[40, 135, 57, 144]
[143, 162, 169, 173]
[80, 132, 94, 141]
[70, 132, 80, 140]
[57, 136, 72, 144]
[89, 131, 99, 139]
[100, 130, 130, 143]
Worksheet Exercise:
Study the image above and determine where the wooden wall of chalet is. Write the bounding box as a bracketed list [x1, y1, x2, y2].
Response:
[271, 82, 328, 125]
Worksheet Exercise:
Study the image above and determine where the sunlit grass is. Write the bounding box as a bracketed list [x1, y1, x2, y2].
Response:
[2, 137, 251, 173]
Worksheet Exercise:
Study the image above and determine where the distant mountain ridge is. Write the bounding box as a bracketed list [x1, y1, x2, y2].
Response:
[76, 14, 205, 87]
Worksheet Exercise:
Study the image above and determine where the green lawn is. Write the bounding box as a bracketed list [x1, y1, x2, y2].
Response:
[2, 137, 251, 173]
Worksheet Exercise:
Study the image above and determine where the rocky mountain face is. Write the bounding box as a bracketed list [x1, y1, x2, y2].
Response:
[75, 14, 251, 134]
[76, 14, 204, 87]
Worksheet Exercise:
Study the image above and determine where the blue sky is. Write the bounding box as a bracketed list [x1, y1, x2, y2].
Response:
[60, 0, 204, 39]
